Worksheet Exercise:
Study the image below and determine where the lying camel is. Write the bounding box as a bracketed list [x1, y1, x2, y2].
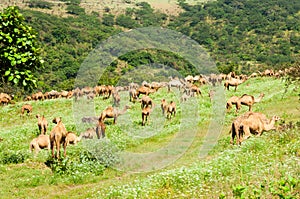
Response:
[224, 76, 247, 91]
[140, 95, 153, 109]
[29, 134, 50, 154]
[65, 132, 81, 146]
[21, 104, 33, 116]
[50, 117, 68, 159]
[230, 112, 280, 145]
[79, 127, 97, 139]
[36, 114, 48, 134]
[99, 105, 129, 124]
[236, 93, 264, 112]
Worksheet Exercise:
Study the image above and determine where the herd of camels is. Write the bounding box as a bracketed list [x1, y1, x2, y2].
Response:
[1, 67, 294, 159]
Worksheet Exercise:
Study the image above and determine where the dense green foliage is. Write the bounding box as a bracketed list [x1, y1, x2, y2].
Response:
[171, 0, 300, 73]
[2, 0, 299, 93]
[0, 6, 43, 91]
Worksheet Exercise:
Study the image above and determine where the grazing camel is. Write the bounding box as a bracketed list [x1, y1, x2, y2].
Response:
[29, 134, 50, 154]
[230, 112, 280, 145]
[140, 95, 153, 109]
[0, 92, 13, 105]
[236, 93, 265, 112]
[65, 132, 81, 146]
[166, 101, 176, 119]
[99, 105, 129, 124]
[136, 86, 158, 97]
[226, 96, 240, 111]
[36, 114, 48, 134]
[21, 104, 33, 116]
[50, 117, 68, 159]
[224, 76, 247, 91]
[96, 120, 106, 138]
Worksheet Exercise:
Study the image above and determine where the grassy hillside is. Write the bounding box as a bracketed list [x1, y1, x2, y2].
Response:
[0, 77, 299, 198]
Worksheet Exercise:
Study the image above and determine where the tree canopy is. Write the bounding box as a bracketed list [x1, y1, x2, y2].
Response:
[0, 6, 43, 91]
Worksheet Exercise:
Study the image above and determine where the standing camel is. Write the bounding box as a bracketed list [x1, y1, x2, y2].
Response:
[99, 105, 129, 124]
[50, 117, 68, 159]
[236, 93, 264, 112]
[36, 114, 48, 134]
[224, 76, 247, 91]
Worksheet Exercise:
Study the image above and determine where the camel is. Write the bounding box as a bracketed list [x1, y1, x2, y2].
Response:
[65, 132, 81, 146]
[189, 84, 202, 97]
[29, 134, 50, 154]
[208, 90, 215, 102]
[136, 86, 158, 97]
[161, 99, 168, 115]
[230, 112, 280, 145]
[79, 127, 97, 139]
[226, 96, 240, 112]
[21, 104, 33, 116]
[142, 105, 154, 126]
[168, 78, 184, 92]
[99, 105, 129, 124]
[181, 91, 191, 102]
[32, 92, 44, 101]
[224, 76, 247, 91]
[36, 114, 48, 134]
[129, 88, 138, 102]
[166, 101, 176, 119]
[0, 93, 13, 105]
[50, 117, 68, 159]
[140, 95, 153, 109]
[96, 120, 106, 138]
[112, 90, 121, 107]
[239, 113, 280, 143]
[236, 93, 265, 112]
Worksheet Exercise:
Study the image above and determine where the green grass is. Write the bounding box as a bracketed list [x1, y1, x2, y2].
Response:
[0, 77, 299, 198]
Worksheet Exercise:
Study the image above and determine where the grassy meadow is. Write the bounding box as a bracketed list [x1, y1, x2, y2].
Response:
[0, 77, 299, 198]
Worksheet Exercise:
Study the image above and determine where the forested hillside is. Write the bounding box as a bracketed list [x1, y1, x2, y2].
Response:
[1, 0, 300, 92]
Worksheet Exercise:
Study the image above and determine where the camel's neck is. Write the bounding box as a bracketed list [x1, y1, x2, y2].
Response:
[254, 95, 264, 103]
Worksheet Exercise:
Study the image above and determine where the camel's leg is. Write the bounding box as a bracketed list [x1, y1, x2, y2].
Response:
[51, 141, 55, 158]
[249, 105, 252, 112]
[234, 86, 237, 92]
[56, 140, 60, 159]
[242, 126, 251, 141]
[63, 142, 67, 157]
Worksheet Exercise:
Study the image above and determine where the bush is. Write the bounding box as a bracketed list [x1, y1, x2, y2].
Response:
[0, 150, 29, 164]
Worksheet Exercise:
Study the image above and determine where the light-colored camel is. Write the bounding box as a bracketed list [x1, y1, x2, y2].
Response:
[79, 127, 97, 139]
[29, 134, 50, 154]
[112, 90, 120, 107]
[208, 90, 215, 102]
[50, 117, 68, 159]
[36, 114, 48, 134]
[99, 105, 129, 124]
[140, 95, 153, 109]
[129, 88, 138, 102]
[236, 93, 264, 112]
[21, 104, 33, 116]
[230, 112, 280, 145]
[65, 132, 81, 146]
[239, 113, 280, 142]
[224, 76, 247, 91]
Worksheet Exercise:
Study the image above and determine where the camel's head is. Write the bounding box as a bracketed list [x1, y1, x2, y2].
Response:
[52, 117, 62, 124]
[36, 114, 40, 119]
[260, 93, 265, 97]
[272, 115, 281, 122]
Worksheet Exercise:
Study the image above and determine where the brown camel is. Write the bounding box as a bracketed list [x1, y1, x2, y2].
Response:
[189, 84, 202, 97]
[136, 86, 158, 98]
[226, 96, 240, 111]
[79, 127, 97, 139]
[224, 76, 247, 91]
[0, 92, 13, 105]
[96, 120, 106, 138]
[166, 101, 176, 119]
[65, 132, 81, 146]
[129, 88, 138, 103]
[50, 117, 68, 159]
[140, 95, 153, 109]
[142, 105, 154, 126]
[112, 90, 121, 107]
[36, 114, 48, 134]
[21, 104, 33, 116]
[161, 99, 168, 115]
[32, 92, 44, 101]
[230, 112, 280, 145]
[236, 93, 265, 112]
[29, 134, 50, 154]
[99, 105, 129, 124]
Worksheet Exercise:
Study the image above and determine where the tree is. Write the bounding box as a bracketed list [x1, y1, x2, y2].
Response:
[0, 6, 43, 91]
